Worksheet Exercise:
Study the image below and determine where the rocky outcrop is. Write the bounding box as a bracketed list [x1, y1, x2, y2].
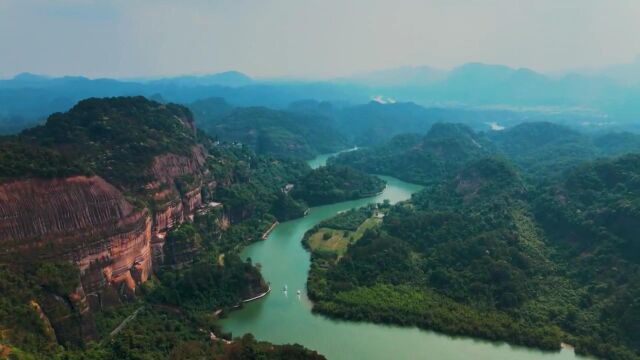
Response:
[0, 176, 132, 251]
[0, 144, 214, 344]
[0, 176, 148, 276]
[0, 97, 230, 347]
[0, 145, 211, 283]
[37, 286, 98, 345]
[29, 300, 58, 344]
[148, 145, 206, 184]
[146, 145, 208, 269]
[0, 175, 154, 309]
[182, 187, 203, 220]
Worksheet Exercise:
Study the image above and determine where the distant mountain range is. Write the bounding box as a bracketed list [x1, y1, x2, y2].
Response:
[336, 65, 447, 87]
[576, 56, 640, 86]
[189, 97, 583, 153]
[142, 70, 253, 87]
[2, 61, 640, 134]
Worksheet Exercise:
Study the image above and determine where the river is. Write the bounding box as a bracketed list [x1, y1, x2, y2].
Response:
[218, 153, 589, 360]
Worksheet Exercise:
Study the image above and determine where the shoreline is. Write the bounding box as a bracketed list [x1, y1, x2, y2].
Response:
[215, 286, 272, 315]
[301, 172, 576, 357]
[220, 167, 586, 359]
[242, 286, 272, 303]
[261, 221, 279, 240]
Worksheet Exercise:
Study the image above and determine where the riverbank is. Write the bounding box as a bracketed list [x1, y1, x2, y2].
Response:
[217, 154, 587, 360]
[309, 284, 565, 353]
[216, 286, 272, 315]
[242, 286, 271, 303]
[261, 222, 279, 240]
[307, 147, 359, 169]
[303, 189, 576, 355]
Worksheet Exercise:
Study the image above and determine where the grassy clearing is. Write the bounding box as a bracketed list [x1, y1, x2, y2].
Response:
[307, 217, 380, 256]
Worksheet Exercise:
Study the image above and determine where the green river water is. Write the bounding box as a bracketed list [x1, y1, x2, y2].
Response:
[218, 153, 589, 360]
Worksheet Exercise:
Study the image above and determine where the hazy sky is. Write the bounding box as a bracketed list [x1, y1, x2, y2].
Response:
[1, 0, 639, 79]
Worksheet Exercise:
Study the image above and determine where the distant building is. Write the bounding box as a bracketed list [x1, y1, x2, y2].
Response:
[208, 201, 223, 208]
[282, 183, 294, 194]
[196, 201, 223, 216]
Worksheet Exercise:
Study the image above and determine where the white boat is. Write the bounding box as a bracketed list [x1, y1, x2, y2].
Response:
[296, 290, 301, 295]
[283, 284, 288, 292]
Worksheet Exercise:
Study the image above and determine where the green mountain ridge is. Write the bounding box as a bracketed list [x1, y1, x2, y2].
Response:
[190, 98, 349, 159]
[330, 122, 493, 185]
[334, 121, 640, 183]
[291, 165, 386, 206]
[10, 96, 197, 189]
[308, 155, 640, 359]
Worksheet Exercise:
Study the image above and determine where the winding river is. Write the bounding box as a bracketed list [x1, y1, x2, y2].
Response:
[219, 153, 589, 360]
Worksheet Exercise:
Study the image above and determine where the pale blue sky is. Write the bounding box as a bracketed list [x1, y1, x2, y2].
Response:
[1, 0, 639, 78]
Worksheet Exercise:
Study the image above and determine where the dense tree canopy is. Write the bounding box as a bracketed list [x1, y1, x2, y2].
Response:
[309, 155, 640, 360]
[4, 96, 640, 359]
[291, 165, 386, 206]
[333, 121, 640, 183]
[190, 98, 349, 159]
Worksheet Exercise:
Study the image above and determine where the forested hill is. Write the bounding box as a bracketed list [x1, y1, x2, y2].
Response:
[491, 122, 640, 178]
[2, 96, 198, 188]
[535, 153, 640, 263]
[308, 155, 640, 359]
[332, 121, 640, 183]
[291, 165, 386, 206]
[329, 122, 493, 185]
[489, 122, 595, 177]
[286, 99, 544, 147]
[189, 97, 349, 159]
[331, 101, 436, 146]
[0, 96, 326, 359]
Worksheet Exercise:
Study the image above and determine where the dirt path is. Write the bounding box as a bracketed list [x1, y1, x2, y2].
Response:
[109, 306, 144, 338]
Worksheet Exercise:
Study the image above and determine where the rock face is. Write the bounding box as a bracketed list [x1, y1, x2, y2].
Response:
[147, 145, 208, 270]
[0, 146, 209, 284]
[0, 175, 151, 281]
[0, 146, 211, 343]
[0, 97, 223, 346]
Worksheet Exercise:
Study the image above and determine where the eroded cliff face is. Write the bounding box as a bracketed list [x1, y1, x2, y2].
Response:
[0, 175, 147, 341]
[0, 145, 213, 344]
[146, 145, 208, 269]
[0, 176, 154, 287]
[0, 175, 143, 265]
[0, 97, 230, 348]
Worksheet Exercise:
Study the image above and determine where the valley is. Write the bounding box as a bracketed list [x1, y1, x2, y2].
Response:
[1, 96, 639, 360]
[218, 154, 589, 360]
[3, 3, 640, 359]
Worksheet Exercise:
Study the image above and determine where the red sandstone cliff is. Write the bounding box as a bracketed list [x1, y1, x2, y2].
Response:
[0, 97, 224, 346]
[146, 145, 208, 269]
[0, 145, 213, 343]
[0, 175, 153, 288]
